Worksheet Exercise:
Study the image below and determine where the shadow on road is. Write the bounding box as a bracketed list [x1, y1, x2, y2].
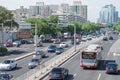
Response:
[66, 74, 74, 80]
[7, 50, 26, 55]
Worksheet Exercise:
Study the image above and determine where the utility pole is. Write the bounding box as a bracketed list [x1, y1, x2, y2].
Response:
[35, 23, 38, 52]
[74, 24, 76, 52]
[0, 23, 4, 45]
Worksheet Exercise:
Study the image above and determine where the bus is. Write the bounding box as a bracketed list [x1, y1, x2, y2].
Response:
[80, 44, 102, 68]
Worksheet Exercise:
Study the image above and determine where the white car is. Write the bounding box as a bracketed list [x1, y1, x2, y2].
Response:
[0, 59, 17, 70]
[82, 36, 87, 41]
[59, 42, 68, 48]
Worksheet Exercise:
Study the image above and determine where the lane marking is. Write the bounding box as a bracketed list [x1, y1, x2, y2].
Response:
[97, 73, 101, 80]
[113, 52, 120, 56]
[73, 73, 77, 77]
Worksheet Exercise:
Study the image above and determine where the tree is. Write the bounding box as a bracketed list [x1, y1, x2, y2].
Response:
[0, 6, 12, 23]
[0, 6, 18, 28]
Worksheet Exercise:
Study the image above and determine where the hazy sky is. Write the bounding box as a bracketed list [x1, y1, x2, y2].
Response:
[0, 0, 120, 22]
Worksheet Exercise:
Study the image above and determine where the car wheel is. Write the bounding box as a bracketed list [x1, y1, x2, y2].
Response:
[15, 64, 17, 68]
[9, 66, 12, 70]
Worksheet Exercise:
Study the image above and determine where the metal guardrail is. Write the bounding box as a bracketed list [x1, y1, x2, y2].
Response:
[15, 36, 103, 80]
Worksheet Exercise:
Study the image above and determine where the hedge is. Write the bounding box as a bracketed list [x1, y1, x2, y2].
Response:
[0, 47, 8, 56]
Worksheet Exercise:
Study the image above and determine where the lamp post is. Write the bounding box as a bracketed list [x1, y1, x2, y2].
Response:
[74, 24, 76, 52]
[0, 23, 4, 45]
[68, 24, 76, 52]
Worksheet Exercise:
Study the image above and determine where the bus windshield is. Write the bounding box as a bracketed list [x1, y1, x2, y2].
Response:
[82, 52, 96, 59]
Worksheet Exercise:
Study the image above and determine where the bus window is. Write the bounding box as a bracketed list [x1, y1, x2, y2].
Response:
[82, 52, 96, 59]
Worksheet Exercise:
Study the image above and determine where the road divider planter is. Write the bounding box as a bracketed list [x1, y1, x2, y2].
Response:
[15, 36, 103, 80]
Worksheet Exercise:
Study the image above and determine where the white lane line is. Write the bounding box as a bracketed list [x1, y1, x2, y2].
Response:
[73, 73, 77, 77]
[97, 73, 101, 80]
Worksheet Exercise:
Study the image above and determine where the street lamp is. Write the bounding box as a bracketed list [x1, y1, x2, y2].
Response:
[0, 23, 4, 45]
[68, 24, 76, 52]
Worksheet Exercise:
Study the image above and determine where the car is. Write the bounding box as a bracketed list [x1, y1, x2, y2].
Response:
[81, 36, 87, 41]
[34, 41, 43, 47]
[71, 38, 80, 45]
[53, 39, 61, 44]
[49, 67, 69, 80]
[19, 39, 28, 44]
[27, 39, 34, 44]
[28, 58, 42, 69]
[59, 42, 68, 48]
[33, 50, 46, 58]
[103, 36, 108, 41]
[0, 59, 17, 70]
[47, 45, 57, 52]
[13, 41, 21, 46]
[87, 35, 92, 40]
[109, 36, 113, 40]
[3, 42, 13, 47]
[56, 47, 64, 54]
[106, 61, 118, 74]
[0, 72, 14, 80]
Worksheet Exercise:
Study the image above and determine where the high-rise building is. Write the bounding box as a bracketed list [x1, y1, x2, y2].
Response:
[99, 4, 118, 23]
[70, 1, 87, 21]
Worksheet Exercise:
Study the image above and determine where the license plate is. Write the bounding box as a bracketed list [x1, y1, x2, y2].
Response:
[86, 66, 90, 68]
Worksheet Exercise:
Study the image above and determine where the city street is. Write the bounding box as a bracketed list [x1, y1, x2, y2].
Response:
[43, 33, 120, 80]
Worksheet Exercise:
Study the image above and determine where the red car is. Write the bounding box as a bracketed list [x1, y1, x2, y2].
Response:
[4, 42, 13, 47]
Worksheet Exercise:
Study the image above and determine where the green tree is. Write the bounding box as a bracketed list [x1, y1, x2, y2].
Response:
[0, 6, 12, 23]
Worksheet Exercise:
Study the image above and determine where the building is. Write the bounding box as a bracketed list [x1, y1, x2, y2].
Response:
[70, 1, 87, 21]
[99, 4, 119, 23]
[12, 6, 29, 23]
[12, 1, 87, 25]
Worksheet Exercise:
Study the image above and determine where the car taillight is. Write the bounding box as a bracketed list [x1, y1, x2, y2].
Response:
[58, 74, 62, 77]
[94, 63, 97, 67]
[106, 67, 108, 71]
[49, 73, 52, 77]
[80, 61, 83, 67]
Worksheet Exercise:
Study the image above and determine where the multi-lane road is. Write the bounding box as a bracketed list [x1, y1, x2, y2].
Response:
[0, 39, 74, 78]
[43, 32, 120, 80]
[1, 29, 119, 80]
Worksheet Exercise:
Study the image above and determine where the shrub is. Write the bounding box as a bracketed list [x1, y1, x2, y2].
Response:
[0, 47, 8, 56]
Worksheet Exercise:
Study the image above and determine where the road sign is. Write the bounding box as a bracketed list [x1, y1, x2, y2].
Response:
[19, 22, 31, 29]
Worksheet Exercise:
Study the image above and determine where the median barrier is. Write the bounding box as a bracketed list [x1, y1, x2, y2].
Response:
[15, 36, 104, 80]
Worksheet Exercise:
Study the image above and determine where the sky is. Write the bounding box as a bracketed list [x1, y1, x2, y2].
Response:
[0, 0, 120, 22]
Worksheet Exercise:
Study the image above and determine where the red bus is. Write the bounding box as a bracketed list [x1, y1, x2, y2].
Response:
[80, 44, 102, 68]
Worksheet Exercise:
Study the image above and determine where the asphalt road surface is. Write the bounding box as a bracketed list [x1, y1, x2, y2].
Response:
[43, 32, 120, 80]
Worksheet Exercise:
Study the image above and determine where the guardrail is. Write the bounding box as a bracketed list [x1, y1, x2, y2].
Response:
[15, 36, 103, 80]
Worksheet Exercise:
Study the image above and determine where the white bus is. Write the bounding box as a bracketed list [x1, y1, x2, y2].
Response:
[80, 44, 102, 69]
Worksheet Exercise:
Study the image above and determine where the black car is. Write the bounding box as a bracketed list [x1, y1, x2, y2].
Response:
[103, 37, 108, 41]
[106, 61, 118, 74]
[47, 45, 57, 52]
[109, 36, 113, 40]
[49, 67, 69, 80]
[0, 72, 13, 80]
[20, 39, 29, 44]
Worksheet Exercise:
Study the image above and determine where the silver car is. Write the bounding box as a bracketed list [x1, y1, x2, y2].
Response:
[28, 58, 42, 69]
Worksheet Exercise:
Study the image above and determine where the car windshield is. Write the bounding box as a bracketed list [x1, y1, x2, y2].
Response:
[31, 59, 39, 62]
[107, 63, 116, 67]
[36, 51, 44, 54]
[52, 68, 62, 73]
[2, 60, 11, 64]
[49, 45, 55, 48]
[57, 48, 63, 51]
